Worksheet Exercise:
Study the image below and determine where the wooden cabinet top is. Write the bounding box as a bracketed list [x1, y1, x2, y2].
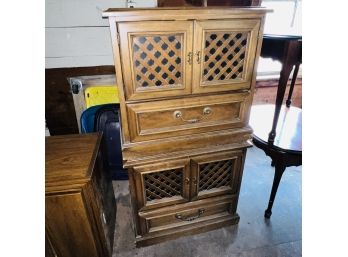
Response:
[102, 7, 271, 21]
[45, 133, 102, 191]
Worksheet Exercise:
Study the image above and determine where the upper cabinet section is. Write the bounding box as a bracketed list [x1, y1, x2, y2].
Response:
[118, 21, 193, 101]
[192, 19, 261, 94]
[105, 8, 269, 101]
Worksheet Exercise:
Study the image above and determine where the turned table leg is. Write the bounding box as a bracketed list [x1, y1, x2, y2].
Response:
[265, 162, 286, 218]
[286, 63, 300, 107]
[268, 40, 301, 144]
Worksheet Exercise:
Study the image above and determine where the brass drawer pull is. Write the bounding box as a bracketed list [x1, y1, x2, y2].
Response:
[175, 208, 205, 221]
[173, 107, 212, 124]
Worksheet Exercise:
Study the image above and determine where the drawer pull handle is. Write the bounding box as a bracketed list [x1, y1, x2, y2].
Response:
[175, 208, 205, 221]
[173, 107, 212, 124]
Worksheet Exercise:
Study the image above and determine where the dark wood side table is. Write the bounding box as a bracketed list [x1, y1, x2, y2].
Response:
[250, 105, 302, 218]
[251, 32, 302, 219]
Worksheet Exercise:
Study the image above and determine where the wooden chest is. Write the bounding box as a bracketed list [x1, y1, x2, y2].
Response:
[103, 7, 268, 246]
[45, 133, 116, 257]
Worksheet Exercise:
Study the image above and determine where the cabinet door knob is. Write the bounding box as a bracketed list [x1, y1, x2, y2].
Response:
[184, 177, 190, 184]
[195, 51, 201, 64]
[187, 52, 193, 65]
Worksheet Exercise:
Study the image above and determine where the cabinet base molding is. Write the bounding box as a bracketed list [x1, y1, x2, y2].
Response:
[135, 213, 240, 247]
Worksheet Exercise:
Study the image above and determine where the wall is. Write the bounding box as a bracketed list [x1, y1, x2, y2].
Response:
[45, 0, 157, 68]
[45, 0, 157, 135]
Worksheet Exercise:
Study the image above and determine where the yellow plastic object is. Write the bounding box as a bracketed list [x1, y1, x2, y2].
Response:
[84, 85, 119, 108]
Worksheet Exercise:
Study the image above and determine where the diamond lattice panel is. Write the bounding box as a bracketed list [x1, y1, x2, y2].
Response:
[132, 35, 183, 89]
[144, 168, 183, 202]
[203, 32, 248, 82]
[199, 159, 233, 192]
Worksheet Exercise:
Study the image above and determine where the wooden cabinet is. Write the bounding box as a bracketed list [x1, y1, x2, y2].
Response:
[103, 7, 268, 246]
[117, 18, 260, 101]
[45, 133, 116, 257]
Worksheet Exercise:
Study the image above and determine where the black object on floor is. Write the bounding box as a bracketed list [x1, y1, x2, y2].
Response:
[94, 104, 128, 180]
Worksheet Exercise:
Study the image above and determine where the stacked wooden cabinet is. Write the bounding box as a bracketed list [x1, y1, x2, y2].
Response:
[103, 7, 268, 246]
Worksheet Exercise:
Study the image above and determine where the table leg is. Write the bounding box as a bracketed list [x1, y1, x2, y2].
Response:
[265, 161, 286, 219]
[268, 40, 300, 144]
[268, 64, 293, 143]
[286, 63, 300, 107]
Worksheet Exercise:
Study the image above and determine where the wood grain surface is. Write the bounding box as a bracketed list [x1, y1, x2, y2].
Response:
[45, 133, 116, 257]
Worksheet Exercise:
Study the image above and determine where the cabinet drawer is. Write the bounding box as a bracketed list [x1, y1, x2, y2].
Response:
[127, 92, 251, 142]
[139, 196, 236, 234]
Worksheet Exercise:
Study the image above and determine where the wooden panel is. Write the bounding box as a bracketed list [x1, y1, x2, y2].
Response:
[190, 150, 243, 200]
[45, 27, 113, 68]
[45, 133, 101, 186]
[126, 92, 251, 142]
[45, 0, 125, 28]
[45, 192, 99, 257]
[192, 19, 260, 93]
[118, 21, 193, 100]
[90, 151, 116, 255]
[139, 196, 236, 234]
[45, 232, 57, 257]
[46, 55, 114, 69]
[132, 158, 191, 211]
[45, 133, 116, 256]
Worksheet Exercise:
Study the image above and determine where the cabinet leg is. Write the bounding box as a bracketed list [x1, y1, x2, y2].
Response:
[265, 162, 286, 218]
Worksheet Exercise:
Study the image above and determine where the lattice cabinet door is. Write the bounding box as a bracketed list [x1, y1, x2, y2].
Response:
[133, 158, 191, 211]
[117, 21, 193, 101]
[190, 150, 244, 201]
[192, 19, 261, 94]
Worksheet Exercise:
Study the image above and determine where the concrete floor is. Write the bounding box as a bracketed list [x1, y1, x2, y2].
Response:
[111, 146, 302, 257]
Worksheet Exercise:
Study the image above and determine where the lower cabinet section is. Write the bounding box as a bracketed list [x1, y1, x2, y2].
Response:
[128, 148, 247, 246]
[141, 195, 237, 233]
[136, 195, 240, 247]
